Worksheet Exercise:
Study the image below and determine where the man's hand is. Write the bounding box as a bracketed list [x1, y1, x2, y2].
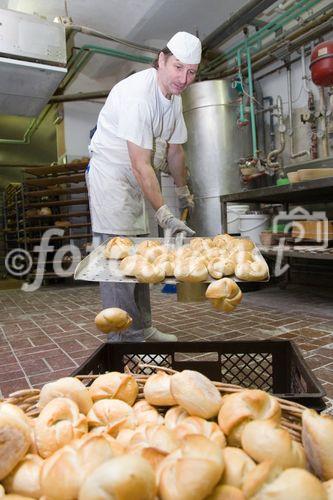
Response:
[155, 205, 195, 236]
[175, 185, 194, 212]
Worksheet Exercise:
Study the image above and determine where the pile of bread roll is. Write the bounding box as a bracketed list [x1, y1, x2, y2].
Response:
[1, 370, 333, 499]
[103, 235, 270, 313]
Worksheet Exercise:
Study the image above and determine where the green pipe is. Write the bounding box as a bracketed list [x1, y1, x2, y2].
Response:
[0, 43, 154, 144]
[236, 49, 246, 124]
[201, 0, 321, 74]
[245, 43, 258, 158]
[0, 105, 52, 145]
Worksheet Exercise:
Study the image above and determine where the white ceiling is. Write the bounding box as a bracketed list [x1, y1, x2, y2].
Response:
[0, 0, 256, 80]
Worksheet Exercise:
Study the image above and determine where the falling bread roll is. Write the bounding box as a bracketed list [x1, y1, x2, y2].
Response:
[241, 419, 307, 469]
[143, 371, 177, 406]
[170, 370, 222, 419]
[206, 278, 243, 313]
[94, 307, 132, 333]
[0, 403, 32, 480]
[302, 408, 333, 480]
[242, 461, 327, 500]
[89, 372, 138, 405]
[34, 397, 88, 458]
[38, 377, 93, 415]
[217, 389, 281, 447]
[235, 259, 269, 281]
[79, 454, 156, 500]
[104, 236, 133, 259]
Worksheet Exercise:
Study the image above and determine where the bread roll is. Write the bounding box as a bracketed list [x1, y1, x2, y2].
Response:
[174, 245, 192, 259]
[140, 245, 167, 262]
[2, 454, 43, 499]
[135, 261, 165, 283]
[87, 399, 134, 436]
[127, 423, 179, 456]
[302, 408, 333, 480]
[235, 259, 269, 281]
[143, 371, 177, 406]
[154, 253, 175, 277]
[79, 454, 156, 500]
[116, 428, 137, 447]
[206, 247, 229, 261]
[213, 234, 235, 249]
[208, 257, 235, 279]
[241, 420, 307, 469]
[89, 372, 138, 405]
[40, 433, 123, 500]
[233, 238, 255, 252]
[104, 236, 133, 259]
[136, 240, 161, 255]
[0, 403, 32, 480]
[218, 390, 281, 446]
[119, 254, 146, 276]
[34, 397, 88, 458]
[174, 256, 208, 282]
[230, 250, 254, 265]
[243, 462, 327, 500]
[175, 416, 226, 448]
[190, 237, 214, 251]
[38, 377, 92, 415]
[220, 447, 256, 488]
[132, 400, 164, 426]
[170, 370, 222, 419]
[206, 484, 246, 500]
[164, 406, 189, 430]
[158, 434, 224, 500]
[206, 278, 242, 313]
[94, 308, 132, 333]
[39, 207, 52, 216]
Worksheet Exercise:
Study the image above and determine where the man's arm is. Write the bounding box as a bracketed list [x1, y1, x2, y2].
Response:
[127, 140, 164, 210]
[166, 143, 187, 187]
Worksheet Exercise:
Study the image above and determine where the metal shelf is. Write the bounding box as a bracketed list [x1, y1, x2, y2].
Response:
[25, 173, 85, 186]
[25, 186, 87, 198]
[25, 197, 88, 208]
[24, 210, 91, 220]
[24, 161, 88, 176]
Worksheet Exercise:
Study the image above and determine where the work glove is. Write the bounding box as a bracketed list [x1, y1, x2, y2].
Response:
[155, 205, 195, 237]
[175, 185, 195, 212]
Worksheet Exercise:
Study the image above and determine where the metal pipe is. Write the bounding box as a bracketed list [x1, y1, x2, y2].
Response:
[0, 105, 52, 145]
[50, 90, 109, 103]
[201, 0, 321, 75]
[66, 24, 159, 54]
[203, 1, 333, 79]
[286, 64, 309, 159]
[319, 87, 329, 157]
[301, 45, 311, 93]
[267, 96, 286, 168]
[245, 42, 258, 158]
[263, 96, 276, 151]
[236, 50, 246, 124]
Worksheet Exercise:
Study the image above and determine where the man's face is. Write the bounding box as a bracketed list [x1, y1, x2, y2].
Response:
[157, 53, 198, 97]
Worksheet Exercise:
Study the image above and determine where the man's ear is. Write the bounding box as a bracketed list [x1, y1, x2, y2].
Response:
[158, 52, 165, 67]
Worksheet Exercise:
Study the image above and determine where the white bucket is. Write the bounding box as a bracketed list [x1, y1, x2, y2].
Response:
[227, 204, 250, 234]
[239, 213, 270, 244]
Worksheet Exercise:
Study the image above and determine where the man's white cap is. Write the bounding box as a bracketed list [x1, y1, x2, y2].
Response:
[166, 31, 202, 64]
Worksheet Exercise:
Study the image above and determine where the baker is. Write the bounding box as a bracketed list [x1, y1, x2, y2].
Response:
[87, 31, 202, 343]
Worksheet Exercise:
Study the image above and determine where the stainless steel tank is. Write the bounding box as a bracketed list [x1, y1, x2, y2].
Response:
[182, 80, 252, 235]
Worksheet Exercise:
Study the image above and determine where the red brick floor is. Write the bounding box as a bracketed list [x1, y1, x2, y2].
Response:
[0, 283, 333, 412]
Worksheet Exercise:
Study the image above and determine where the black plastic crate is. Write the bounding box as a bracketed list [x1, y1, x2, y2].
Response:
[72, 340, 326, 410]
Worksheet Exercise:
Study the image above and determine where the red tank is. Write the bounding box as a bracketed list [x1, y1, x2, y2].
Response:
[310, 40, 333, 86]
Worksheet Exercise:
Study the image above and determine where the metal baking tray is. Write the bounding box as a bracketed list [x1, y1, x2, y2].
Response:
[74, 236, 269, 283]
